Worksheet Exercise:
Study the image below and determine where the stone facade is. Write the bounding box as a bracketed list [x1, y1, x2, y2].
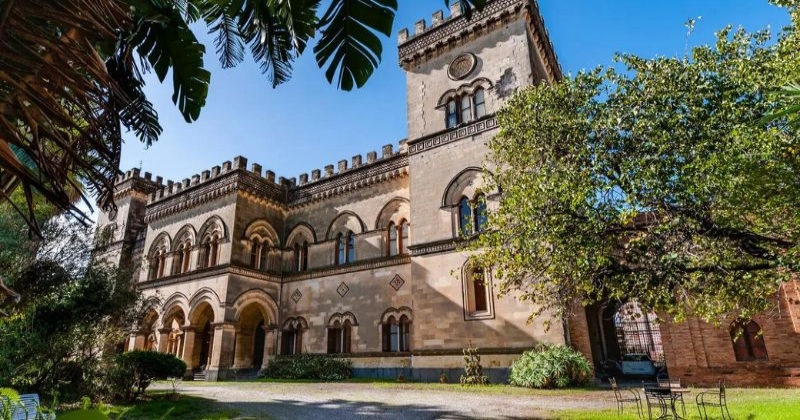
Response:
[96, 0, 799, 387]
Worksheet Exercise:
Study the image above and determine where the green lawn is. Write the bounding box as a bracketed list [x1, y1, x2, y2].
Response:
[100, 394, 239, 420]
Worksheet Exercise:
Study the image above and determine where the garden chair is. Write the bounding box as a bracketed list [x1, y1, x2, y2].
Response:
[657, 378, 686, 416]
[0, 393, 55, 420]
[696, 380, 732, 420]
[643, 387, 669, 420]
[610, 377, 643, 419]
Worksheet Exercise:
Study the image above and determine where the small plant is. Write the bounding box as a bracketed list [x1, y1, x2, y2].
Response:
[396, 373, 405, 383]
[460, 343, 489, 385]
[112, 351, 187, 401]
[439, 371, 448, 383]
[509, 343, 592, 389]
[262, 354, 352, 381]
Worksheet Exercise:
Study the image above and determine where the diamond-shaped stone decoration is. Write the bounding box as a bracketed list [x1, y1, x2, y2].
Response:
[291, 289, 302, 303]
[389, 275, 405, 291]
[337, 282, 350, 297]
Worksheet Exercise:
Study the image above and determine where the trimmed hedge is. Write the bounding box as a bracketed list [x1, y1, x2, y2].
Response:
[112, 351, 186, 400]
[509, 344, 591, 389]
[263, 354, 352, 381]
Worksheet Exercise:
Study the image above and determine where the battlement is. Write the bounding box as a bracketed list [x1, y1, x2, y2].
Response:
[397, 0, 561, 81]
[128, 139, 409, 206]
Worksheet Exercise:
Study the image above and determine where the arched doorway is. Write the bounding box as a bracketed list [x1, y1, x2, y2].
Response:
[233, 302, 269, 369]
[138, 309, 159, 351]
[198, 321, 213, 369]
[162, 307, 186, 358]
[585, 300, 664, 376]
[188, 301, 215, 370]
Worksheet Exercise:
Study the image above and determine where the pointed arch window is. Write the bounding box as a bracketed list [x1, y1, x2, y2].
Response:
[458, 197, 472, 235]
[327, 320, 352, 354]
[301, 242, 309, 271]
[464, 264, 493, 319]
[281, 324, 303, 355]
[347, 231, 356, 263]
[259, 241, 269, 271]
[474, 88, 486, 118]
[446, 100, 458, 128]
[399, 220, 410, 255]
[460, 94, 472, 123]
[293, 243, 301, 272]
[250, 239, 260, 267]
[388, 222, 398, 256]
[181, 242, 191, 273]
[336, 233, 345, 265]
[209, 235, 219, 267]
[474, 194, 487, 233]
[382, 315, 411, 352]
[731, 320, 768, 361]
[444, 89, 488, 129]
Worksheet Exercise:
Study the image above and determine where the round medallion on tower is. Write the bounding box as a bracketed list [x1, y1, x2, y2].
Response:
[448, 53, 477, 80]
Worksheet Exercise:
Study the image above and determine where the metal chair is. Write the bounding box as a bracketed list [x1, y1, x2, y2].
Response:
[643, 387, 669, 420]
[696, 380, 732, 420]
[657, 378, 685, 416]
[610, 377, 643, 419]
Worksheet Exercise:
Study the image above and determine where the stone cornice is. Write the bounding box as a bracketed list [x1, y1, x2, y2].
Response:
[407, 115, 498, 155]
[138, 263, 282, 290]
[284, 255, 411, 282]
[408, 238, 460, 256]
[288, 155, 409, 207]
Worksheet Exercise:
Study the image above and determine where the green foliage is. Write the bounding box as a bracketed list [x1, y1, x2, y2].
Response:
[262, 354, 352, 381]
[459, 344, 489, 385]
[470, 4, 800, 323]
[113, 351, 187, 401]
[509, 344, 591, 389]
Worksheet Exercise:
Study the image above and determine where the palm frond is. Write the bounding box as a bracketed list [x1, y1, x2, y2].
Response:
[314, 0, 397, 91]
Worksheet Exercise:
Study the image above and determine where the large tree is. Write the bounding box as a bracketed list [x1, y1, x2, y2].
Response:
[469, 3, 800, 323]
[0, 0, 486, 234]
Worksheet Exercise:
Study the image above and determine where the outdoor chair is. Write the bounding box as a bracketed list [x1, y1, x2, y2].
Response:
[657, 378, 686, 416]
[609, 377, 643, 419]
[643, 387, 670, 420]
[696, 380, 732, 420]
[0, 393, 55, 420]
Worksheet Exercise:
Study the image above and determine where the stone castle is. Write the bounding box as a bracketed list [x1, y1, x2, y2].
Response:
[96, 0, 800, 385]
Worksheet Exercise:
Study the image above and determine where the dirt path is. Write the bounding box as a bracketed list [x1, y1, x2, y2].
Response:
[162, 382, 615, 419]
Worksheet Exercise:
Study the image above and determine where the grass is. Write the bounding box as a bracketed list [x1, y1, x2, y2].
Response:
[101, 393, 240, 420]
[553, 388, 800, 420]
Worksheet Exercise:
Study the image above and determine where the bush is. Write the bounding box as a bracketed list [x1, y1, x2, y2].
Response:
[112, 351, 186, 400]
[509, 344, 592, 389]
[460, 344, 489, 385]
[262, 354, 351, 381]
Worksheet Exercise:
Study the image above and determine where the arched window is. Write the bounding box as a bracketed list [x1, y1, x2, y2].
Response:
[259, 241, 269, 271]
[731, 320, 768, 361]
[281, 323, 303, 355]
[473, 194, 487, 233]
[173, 247, 184, 276]
[209, 235, 219, 267]
[472, 267, 488, 313]
[301, 242, 309, 271]
[458, 197, 472, 235]
[460, 94, 472, 123]
[153, 249, 166, 279]
[327, 320, 352, 354]
[347, 231, 356, 263]
[399, 220, 410, 255]
[336, 233, 345, 265]
[199, 241, 211, 269]
[181, 243, 191, 273]
[382, 315, 411, 352]
[250, 239, 259, 268]
[464, 264, 493, 319]
[388, 222, 398, 256]
[474, 88, 486, 118]
[446, 99, 458, 128]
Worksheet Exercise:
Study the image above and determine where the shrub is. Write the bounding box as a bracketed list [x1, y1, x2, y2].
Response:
[262, 354, 351, 381]
[509, 344, 592, 389]
[112, 351, 186, 400]
[460, 344, 489, 385]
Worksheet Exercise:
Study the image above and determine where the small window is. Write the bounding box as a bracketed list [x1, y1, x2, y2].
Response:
[473, 194, 487, 233]
[474, 88, 486, 118]
[347, 231, 356, 263]
[446, 100, 458, 128]
[259, 242, 269, 271]
[173, 248, 184, 275]
[281, 326, 303, 355]
[458, 197, 472, 235]
[301, 242, 309, 271]
[382, 315, 411, 352]
[464, 264, 493, 319]
[181, 243, 191, 273]
[472, 268, 488, 312]
[399, 221, 410, 255]
[250, 239, 259, 267]
[327, 320, 352, 354]
[294, 244, 301, 272]
[388, 223, 398, 256]
[460, 95, 472, 123]
[336, 233, 345, 265]
[731, 320, 768, 362]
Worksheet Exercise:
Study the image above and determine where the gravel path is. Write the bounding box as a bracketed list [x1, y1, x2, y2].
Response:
[160, 382, 615, 420]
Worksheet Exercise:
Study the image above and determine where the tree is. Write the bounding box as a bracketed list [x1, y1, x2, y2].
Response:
[469, 4, 800, 324]
[0, 0, 486, 235]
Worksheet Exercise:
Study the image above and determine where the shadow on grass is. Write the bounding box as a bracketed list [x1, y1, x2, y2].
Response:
[106, 394, 239, 420]
[227, 398, 551, 420]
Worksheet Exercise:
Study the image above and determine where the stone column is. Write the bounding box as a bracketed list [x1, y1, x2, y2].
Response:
[261, 325, 277, 370]
[207, 322, 236, 381]
[181, 325, 197, 378]
[127, 332, 139, 351]
[157, 328, 171, 353]
[233, 329, 252, 369]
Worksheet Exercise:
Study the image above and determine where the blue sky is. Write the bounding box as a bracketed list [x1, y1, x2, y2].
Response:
[119, 1, 790, 185]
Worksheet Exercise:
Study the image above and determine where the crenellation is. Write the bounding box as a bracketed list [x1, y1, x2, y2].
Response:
[398, 28, 409, 43]
[182, 178, 190, 189]
[191, 174, 200, 186]
[449, 1, 462, 18]
[324, 165, 334, 177]
[299, 173, 309, 185]
[352, 155, 362, 168]
[132, 168, 141, 178]
[125, 170, 132, 179]
[222, 161, 232, 172]
[415, 19, 426, 35]
[289, 177, 297, 187]
[233, 156, 248, 170]
[432, 9, 444, 25]
[382, 144, 393, 158]
[252, 163, 262, 176]
[338, 160, 348, 173]
[312, 169, 321, 181]
[211, 166, 221, 177]
[155, 176, 163, 185]
[201, 170, 210, 182]
[265, 170, 276, 183]
[144, 172, 152, 181]
[367, 151, 378, 164]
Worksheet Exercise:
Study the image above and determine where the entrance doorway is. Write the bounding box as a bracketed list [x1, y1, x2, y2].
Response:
[253, 320, 265, 368]
[198, 321, 213, 368]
